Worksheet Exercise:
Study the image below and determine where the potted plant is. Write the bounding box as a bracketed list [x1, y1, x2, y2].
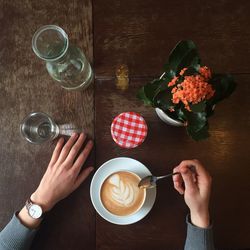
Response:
[138, 40, 236, 140]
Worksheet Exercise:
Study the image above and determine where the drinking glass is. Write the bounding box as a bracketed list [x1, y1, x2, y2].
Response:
[32, 25, 93, 90]
[20, 112, 59, 144]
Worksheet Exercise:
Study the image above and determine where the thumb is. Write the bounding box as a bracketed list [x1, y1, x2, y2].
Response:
[180, 167, 197, 191]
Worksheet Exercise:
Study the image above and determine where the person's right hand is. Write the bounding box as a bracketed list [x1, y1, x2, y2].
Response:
[173, 159, 212, 228]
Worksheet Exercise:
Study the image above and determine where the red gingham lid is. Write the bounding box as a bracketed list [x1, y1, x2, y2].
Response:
[111, 112, 148, 148]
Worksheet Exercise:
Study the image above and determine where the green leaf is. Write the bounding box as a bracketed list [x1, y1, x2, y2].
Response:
[185, 111, 207, 132]
[209, 74, 236, 104]
[177, 49, 200, 73]
[187, 124, 210, 141]
[146, 79, 165, 101]
[185, 111, 209, 140]
[183, 66, 200, 76]
[137, 79, 165, 106]
[161, 65, 176, 79]
[155, 77, 172, 95]
[154, 90, 173, 111]
[205, 104, 215, 117]
[167, 40, 201, 74]
[174, 107, 187, 122]
[190, 102, 206, 113]
[137, 86, 152, 105]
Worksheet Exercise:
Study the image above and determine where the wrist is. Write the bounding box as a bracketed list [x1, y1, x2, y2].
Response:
[31, 191, 54, 212]
[190, 210, 210, 228]
[18, 206, 42, 229]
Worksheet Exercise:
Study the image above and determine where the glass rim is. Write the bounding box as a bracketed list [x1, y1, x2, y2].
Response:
[32, 25, 69, 62]
[20, 111, 58, 144]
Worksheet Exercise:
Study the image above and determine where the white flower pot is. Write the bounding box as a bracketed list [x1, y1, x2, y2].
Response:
[155, 108, 184, 127]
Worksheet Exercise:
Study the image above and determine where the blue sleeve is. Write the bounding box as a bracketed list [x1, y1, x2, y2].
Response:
[184, 214, 215, 250]
[0, 213, 38, 250]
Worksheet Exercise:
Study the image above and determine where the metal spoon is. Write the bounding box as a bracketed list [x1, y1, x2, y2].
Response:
[138, 172, 180, 189]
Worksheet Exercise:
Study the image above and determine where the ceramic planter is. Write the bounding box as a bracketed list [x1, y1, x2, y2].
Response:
[155, 108, 184, 127]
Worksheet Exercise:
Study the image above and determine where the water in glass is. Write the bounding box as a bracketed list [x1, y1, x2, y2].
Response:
[20, 112, 59, 144]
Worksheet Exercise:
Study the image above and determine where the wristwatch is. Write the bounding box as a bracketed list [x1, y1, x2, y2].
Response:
[25, 198, 43, 219]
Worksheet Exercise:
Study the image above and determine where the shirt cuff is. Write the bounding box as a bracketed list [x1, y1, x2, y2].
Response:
[0, 213, 38, 250]
[184, 214, 215, 250]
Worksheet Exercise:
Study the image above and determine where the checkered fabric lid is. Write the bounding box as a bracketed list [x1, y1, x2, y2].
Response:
[111, 112, 148, 148]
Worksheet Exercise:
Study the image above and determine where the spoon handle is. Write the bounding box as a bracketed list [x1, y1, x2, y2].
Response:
[156, 172, 180, 180]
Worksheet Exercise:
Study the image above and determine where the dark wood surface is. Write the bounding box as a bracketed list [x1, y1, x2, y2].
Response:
[1, 0, 250, 249]
[0, 1, 95, 250]
[94, 0, 250, 77]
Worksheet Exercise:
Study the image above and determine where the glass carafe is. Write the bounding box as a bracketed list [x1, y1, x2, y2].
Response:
[32, 25, 93, 90]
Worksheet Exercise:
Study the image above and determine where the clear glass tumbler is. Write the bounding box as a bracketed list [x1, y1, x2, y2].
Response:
[20, 112, 59, 144]
[32, 25, 93, 90]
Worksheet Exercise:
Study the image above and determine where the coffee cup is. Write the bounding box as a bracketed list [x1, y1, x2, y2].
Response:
[90, 157, 156, 225]
[99, 171, 146, 217]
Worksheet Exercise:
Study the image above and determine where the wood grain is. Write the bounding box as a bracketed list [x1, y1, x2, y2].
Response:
[0, 1, 95, 250]
[95, 76, 250, 249]
[94, 0, 250, 78]
[1, 0, 250, 249]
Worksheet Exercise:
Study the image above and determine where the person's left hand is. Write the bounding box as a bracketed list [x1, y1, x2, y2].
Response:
[31, 132, 94, 212]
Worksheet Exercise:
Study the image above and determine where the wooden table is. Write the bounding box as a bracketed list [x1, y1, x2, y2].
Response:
[1, 0, 250, 249]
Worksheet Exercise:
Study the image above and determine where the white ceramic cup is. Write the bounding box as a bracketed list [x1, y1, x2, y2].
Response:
[90, 157, 157, 225]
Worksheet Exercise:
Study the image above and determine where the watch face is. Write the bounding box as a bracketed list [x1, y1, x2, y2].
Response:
[28, 204, 42, 219]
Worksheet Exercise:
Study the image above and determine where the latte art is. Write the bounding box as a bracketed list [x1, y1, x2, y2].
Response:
[110, 174, 136, 207]
[101, 171, 146, 216]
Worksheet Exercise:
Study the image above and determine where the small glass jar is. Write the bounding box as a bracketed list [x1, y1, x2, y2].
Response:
[20, 112, 59, 144]
[32, 25, 93, 90]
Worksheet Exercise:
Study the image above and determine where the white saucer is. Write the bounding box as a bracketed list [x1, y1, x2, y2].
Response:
[90, 157, 157, 225]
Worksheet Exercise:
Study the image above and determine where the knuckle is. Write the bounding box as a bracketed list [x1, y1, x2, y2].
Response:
[180, 160, 186, 165]
[72, 164, 80, 172]
[173, 166, 179, 172]
[48, 164, 53, 170]
[62, 146, 70, 153]
[81, 150, 88, 158]
[80, 154, 87, 162]
[193, 159, 200, 164]
[188, 187, 196, 195]
[68, 170, 76, 179]
[71, 147, 78, 155]
[54, 147, 60, 153]
[180, 164, 187, 172]
[61, 164, 67, 170]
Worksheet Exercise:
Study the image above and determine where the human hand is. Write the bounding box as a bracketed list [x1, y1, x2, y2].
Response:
[31, 132, 94, 212]
[173, 160, 212, 228]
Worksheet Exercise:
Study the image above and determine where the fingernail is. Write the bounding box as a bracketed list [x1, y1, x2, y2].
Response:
[90, 167, 94, 172]
[72, 132, 77, 137]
